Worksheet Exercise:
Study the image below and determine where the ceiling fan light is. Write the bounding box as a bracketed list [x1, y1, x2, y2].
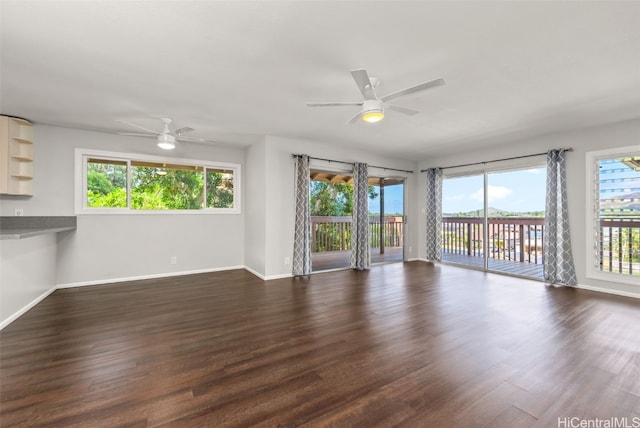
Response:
[157, 134, 176, 150]
[362, 110, 384, 123]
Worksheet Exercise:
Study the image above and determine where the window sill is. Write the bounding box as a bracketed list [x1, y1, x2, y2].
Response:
[76, 209, 240, 215]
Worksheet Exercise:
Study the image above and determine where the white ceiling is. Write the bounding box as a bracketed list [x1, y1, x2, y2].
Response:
[2, 1, 640, 160]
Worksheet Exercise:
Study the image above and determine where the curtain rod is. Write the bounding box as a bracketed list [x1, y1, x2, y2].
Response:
[292, 154, 413, 174]
[420, 148, 573, 172]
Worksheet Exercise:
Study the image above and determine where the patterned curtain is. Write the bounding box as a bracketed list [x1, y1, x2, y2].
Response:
[350, 162, 370, 270]
[425, 168, 443, 261]
[543, 149, 577, 285]
[292, 155, 311, 276]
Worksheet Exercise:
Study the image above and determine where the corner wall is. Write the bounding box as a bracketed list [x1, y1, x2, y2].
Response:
[244, 139, 267, 276]
[0, 234, 57, 328]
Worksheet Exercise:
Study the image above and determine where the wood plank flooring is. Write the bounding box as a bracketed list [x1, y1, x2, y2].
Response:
[1, 262, 639, 427]
[312, 247, 403, 271]
[441, 253, 545, 279]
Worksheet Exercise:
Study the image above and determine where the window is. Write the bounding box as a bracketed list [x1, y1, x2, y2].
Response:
[76, 149, 240, 214]
[586, 146, 639, 284]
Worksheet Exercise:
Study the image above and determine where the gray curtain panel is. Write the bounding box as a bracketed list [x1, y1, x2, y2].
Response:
[350, 162, 370, 270]
[543, 149, 577, 285]
[425, 168, 443, 261]
[293, 155, 311, 276]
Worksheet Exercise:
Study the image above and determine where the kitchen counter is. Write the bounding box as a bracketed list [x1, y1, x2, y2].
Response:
[0, 216, 76, 240]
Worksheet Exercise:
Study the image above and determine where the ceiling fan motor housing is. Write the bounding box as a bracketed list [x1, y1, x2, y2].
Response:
[361, 99, 384, 122]
[157, 133, 176, 149]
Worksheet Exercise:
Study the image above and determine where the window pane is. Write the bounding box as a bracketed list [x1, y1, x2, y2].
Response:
[487, 167, 545, 278]
[87, 158, 127, 208]
[442, 174, 484, 269]
[597, 156, 640, 275]
[206, 168, 234, 208]
[131, 161, 204, 210]
[308, 171, 354, 271]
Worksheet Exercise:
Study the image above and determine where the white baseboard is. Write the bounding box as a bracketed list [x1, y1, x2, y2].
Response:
[265, 273, 294, 280]
[243, 265, 265, 280]
[575, 283, 640, 300]
[243, 266, 292, 281]
[0, 286, 57, 330]
[56, 265, 245, 289]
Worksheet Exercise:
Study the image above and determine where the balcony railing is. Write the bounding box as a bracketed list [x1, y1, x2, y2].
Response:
[442, 217, 544, 264]
[442, 217, 639, 276]
[310, 216, 404, 253]
[599, 218, 640, 275]
[308, 215, 638, 275]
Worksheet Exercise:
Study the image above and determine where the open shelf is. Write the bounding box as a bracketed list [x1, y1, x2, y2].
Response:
[1, 116, 34, 195]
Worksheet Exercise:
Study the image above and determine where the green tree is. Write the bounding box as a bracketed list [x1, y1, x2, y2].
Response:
[87, 169, 114, 195]
[88, 162, 126, 189]
[207, 171, 234, 208]
[86, 161, 236, 210]
[310, 182, 377, 216]
[131, 167, 204, 209]
[87, 161, 127, 208]
[88, 187, 127, 208]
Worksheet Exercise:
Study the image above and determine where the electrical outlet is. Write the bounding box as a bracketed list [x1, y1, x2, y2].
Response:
[170, 256, 177, 265]
[14, 208, 24, 216]
[409, 246, 412, 253]
[284, 256, 291, 265]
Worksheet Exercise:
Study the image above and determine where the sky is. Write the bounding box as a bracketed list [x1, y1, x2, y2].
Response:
[367, 158, 638, 215]
[369, 184, 404, 214]
[366, 168, 546, 215]
[442, 167, 547, 214]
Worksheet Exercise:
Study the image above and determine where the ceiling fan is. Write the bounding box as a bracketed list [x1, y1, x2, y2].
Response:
[306, 69, 445, 124]
[117, 117, 215, 150]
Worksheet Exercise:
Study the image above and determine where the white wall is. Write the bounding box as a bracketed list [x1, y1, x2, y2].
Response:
[0, 234, 57, 328]
[243, 139, 267, 276]
[0, 125, 246, 286]
[252, 135, 419, 279]
[418, 118, 640, 298]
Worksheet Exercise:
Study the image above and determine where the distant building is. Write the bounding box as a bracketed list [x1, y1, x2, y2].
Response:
[599, 158, 640, 218]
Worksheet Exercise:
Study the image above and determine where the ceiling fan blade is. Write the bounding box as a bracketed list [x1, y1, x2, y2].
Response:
[380, 78, 445, 102]
[176, 135, 216, 143]
[117, 120, 161, 135]
[117, 132, 156, 138]
[350, 69, 377, 100]
[387, 104, 420, 116]
[306, 101, 363, 107]
[174, 127, 194, 136]
[347, 111, 363, 125]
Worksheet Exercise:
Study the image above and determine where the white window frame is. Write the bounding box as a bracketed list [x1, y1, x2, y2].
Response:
[75, 148, 241, 215]
[585, 145, 640, 286]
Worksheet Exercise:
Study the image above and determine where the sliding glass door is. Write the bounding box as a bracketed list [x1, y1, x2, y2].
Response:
[369, 177, 405, 264]
[441, 165, 546, 279]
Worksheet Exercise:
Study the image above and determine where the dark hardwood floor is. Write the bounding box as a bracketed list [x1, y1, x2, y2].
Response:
[1, 262, 639, 427]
